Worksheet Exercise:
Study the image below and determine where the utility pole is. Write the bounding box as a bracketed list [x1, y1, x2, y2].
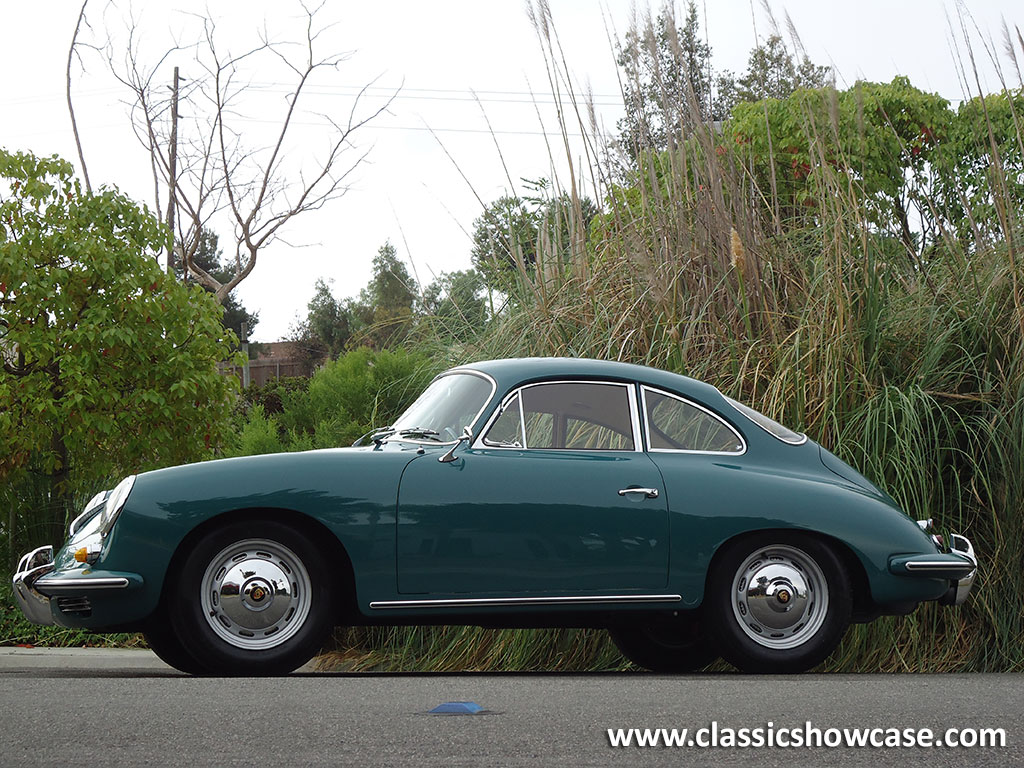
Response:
[166, 66, 180, 276]
[241, 321, 251, 389]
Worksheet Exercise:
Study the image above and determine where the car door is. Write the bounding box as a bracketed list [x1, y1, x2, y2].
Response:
[395, 381, 670, 595]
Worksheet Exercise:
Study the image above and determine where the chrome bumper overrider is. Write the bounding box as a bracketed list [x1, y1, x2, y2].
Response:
[943, 534, 977, 606]
[889, 533, 977, 607]
[12, 545, 56, 625]
[11, 545, 135, 626]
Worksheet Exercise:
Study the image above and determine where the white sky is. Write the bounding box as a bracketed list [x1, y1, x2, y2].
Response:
[0, 1, 1018, 341]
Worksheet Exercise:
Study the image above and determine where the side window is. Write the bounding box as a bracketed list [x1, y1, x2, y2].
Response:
[524, 411, 554, 449]
[643, 388, 744, 453]
[565, 417, 633, 450]
[523, 382, 635, 450]
[482, 382, 636, 450]
[482, 394, 524, 447]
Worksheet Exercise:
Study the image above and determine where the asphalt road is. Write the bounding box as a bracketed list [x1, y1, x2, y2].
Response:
[0, 648, 1020, 767]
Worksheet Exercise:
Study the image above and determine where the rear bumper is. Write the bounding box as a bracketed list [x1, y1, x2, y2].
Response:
[12, 545, 140, 627]
[888, 533, 977, 607]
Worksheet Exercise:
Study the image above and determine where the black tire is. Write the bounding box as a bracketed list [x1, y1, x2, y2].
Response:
[707, 533, 851, 674]
[609, 613, 718, 673]
[170, 519, 335, 676]
[143, 619, 209, 675]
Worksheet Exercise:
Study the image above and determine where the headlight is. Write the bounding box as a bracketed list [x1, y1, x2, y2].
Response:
[98, 475, 136, 537]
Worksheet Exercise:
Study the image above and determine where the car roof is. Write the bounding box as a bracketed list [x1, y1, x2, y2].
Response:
[449, 357, 725, 404]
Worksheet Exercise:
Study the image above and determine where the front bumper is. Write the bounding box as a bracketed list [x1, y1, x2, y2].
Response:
[12, 546, 57, 625]
[888, 533, 977, 606]
[12, 545, 139, 627]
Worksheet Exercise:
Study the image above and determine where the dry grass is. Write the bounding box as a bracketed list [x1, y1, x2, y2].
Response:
[326, 3, 1024, 673]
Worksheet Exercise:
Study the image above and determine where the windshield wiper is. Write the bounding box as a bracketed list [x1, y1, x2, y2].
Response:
[352, 427, 395, 446]
[396, 427, 442, 441]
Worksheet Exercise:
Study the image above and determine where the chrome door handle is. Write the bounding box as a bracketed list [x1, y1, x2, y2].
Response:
[618, 487, 659, 499]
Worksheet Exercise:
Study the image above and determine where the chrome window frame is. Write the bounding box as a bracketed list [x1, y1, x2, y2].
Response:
[480, 390, 527, 448]
[388, 369, 497, 446]
[473, 379, 643, 453]
[640, 386, 747, 456]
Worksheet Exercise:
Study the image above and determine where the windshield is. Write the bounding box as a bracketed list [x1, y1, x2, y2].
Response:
[389, 372, 494, 443]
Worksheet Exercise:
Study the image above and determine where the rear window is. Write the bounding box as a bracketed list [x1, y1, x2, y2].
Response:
[723, 396, 806, 445]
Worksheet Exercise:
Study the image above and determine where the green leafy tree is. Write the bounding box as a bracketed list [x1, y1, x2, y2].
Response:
[471, 185, 599, 292]
[727, 77, 950, 251]
[292, 242, 418, 361]
[615, 1, 714, 157]
[421, 269, 488, 342]
[231, 347, 438, 453]
[471, 195, 543, 287]
[716, 35, 832, 117]
[294, 277, 353, 361]
[933, 90, 1024, 245]
[355, 242, 417, 349]
[0, 150, 237, 545]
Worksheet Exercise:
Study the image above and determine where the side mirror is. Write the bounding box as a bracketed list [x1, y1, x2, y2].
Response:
[438, 426, 473, 463]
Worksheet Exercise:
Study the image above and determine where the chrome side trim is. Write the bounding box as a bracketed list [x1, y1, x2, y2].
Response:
[34, 577, 130, 594]
[640, 385, 747, 456]
[369, 594, 683, 610]
[904, 561, 974, 571]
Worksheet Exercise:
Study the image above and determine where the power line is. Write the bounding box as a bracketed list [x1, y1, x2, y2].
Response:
[230, 115, 589, 138]
[245, 82, 624, 101]
[248, 86, 624, 108]
[1, 117, 592, 141]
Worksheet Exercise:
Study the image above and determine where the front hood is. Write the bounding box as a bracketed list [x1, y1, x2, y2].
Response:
[123, 443, 424, 529]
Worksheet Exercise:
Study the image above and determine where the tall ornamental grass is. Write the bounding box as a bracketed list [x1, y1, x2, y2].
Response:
[323, 3, 1024, 673]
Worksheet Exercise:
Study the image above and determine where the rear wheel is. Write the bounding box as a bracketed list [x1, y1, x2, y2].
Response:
[708, 533, 851, 674]
[609, 613, 718, 673]
[170, 519, 335, 676]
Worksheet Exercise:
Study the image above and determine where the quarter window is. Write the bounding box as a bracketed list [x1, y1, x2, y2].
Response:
[723, 395, 806, 445]
[643, 388, 744, 453]
[482, 394, 524, 447]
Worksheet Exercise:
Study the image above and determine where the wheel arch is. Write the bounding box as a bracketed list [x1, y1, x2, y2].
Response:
[152, 506, 358, 624]
[701, 527, 872, 618]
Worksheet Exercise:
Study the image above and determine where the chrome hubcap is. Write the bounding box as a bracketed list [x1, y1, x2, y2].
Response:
[731, 544, 828, 649]
[200, 539, 312, 650]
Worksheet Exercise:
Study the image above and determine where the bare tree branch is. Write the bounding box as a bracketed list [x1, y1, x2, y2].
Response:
[104, 3, 394, 301]
[67, 0, 93, 193]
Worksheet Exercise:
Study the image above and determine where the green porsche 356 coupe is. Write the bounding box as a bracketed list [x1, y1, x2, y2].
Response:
[13, 358, 976, 675]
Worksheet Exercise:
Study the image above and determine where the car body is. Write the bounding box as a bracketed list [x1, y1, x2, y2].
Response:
[13, 357, 977, 674]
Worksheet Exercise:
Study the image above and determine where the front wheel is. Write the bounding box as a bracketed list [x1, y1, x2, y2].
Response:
[707, 534, 851, 674]
[170, 519, 335, 676]
[143, 619, 208, 675]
